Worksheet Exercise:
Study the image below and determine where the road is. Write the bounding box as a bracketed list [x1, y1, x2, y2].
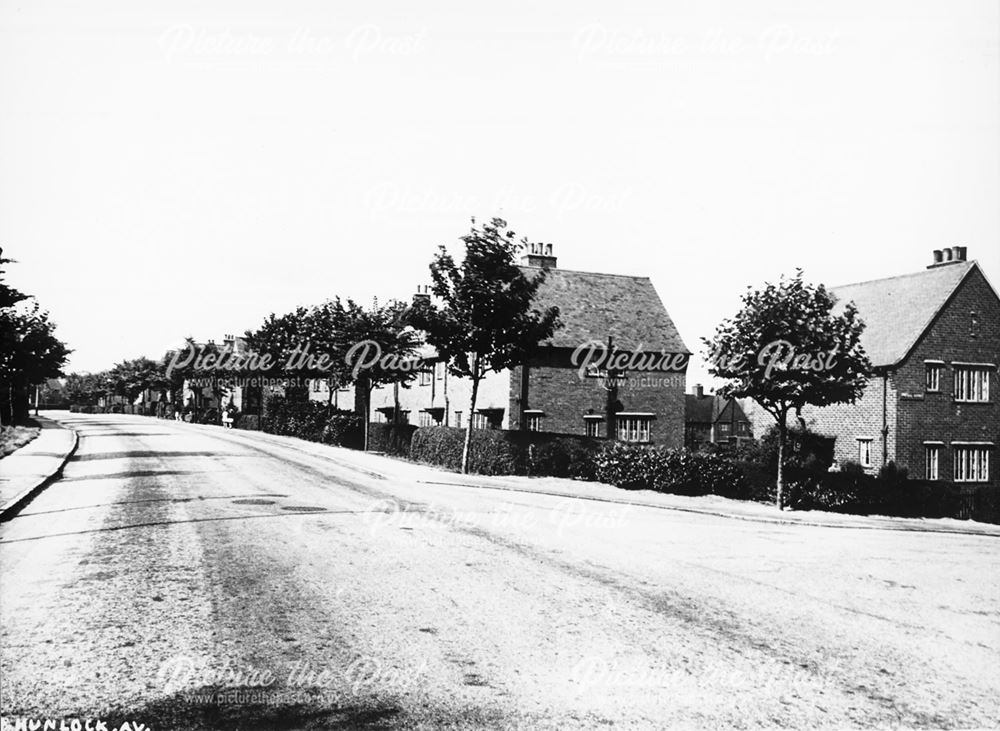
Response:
[1, 413, 998, 729]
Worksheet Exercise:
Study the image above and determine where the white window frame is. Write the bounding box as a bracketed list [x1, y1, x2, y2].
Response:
[617, 414, 653, 443]
[453, 411, 462, 428]
[525, 410, 544, 432]
[953, 445, 990, 483]
[953, 366, 991, 403]
[472, 412, 489, 430]
[584, 416, 603, 438]
[924, 362, 942, 392]
[924, 443, 941, 481]
[857, 438, 873, 469]
[419, 369, 432, 387]
[419, 411, 434, 427]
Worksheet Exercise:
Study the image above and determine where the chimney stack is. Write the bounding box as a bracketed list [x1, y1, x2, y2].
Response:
[412, 284, 431, 307]
[521, 242, 558, 269]
[928, 246, 969, 269]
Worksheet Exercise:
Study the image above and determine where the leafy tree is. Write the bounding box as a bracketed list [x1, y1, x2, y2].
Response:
[106, 357, 168, 407]
[63, 372, 107, 406]
[340, 297, 421, 450]
[0, 301, 71, 423]
[704, 270, 871, 508]
[410, 218, 561, 473]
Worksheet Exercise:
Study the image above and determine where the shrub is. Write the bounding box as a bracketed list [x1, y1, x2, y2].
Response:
[410, 426, 525, 475]
[527, 437, 599, 480]
[324, 414, 364, 449]
[236, 414, 261, 431]
[367, 423, 417, 456]
[592, 443, 747, 497]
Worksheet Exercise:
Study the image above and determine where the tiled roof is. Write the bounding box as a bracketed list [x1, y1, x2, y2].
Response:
[831, 261, 975, 367]
[685, 394, 749, 424]
[521, 266, 690, 353]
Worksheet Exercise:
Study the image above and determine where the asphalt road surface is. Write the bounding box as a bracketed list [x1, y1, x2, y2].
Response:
[1, 413, 998, 729]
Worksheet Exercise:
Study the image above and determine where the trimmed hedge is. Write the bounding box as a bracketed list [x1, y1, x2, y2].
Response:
[368, 423, 418, 457]
[410, 426, 523, 475]
[258, 396, 362, 448]
[593, 442, 748, 497]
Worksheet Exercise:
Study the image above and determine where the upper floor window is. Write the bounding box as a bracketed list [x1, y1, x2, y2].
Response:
[617, 414, 652, 443]
[954, 445, 990, 483]
[925, 363, 942, 392]
[953, 366, 990, 402]
[857, 438, 873, 469]
[419, 369, 432, 387]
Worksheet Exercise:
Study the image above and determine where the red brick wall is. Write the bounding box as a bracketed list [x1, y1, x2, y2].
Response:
[508, 347, 687, 448]
[801, 372, 897, 473]
[893, 267, 1000, 485]
[803, 265, 999, 484]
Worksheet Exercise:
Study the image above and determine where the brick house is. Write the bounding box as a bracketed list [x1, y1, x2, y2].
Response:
[801, 247, 999, 487]
[332, 245, 692, 447]
[684, 384, 753, 450]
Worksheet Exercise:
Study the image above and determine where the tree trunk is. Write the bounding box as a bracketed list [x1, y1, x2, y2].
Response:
[461, 369, 480, 475]
[363, 384, 371, 452]
[776, 413, 787, 510]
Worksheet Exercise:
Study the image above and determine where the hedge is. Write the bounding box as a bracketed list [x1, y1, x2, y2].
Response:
[367, 423, 418, 457]
[593, 442, 748, 497]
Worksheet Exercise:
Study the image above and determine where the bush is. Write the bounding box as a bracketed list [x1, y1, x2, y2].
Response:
[324, 414, 364, 449]
[593, 442, 747, 497]
[367, 423, 417, 456]
[410, 426, 524, 475]
[527, 437, 599, 480]
[235, 414, 261, 431]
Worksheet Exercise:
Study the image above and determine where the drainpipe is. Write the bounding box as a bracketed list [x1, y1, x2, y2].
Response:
[881, 372, 889, 468]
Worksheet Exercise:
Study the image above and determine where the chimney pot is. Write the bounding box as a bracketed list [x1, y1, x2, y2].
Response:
[695, 384, 704, 398]
[932, 249, 943, 264]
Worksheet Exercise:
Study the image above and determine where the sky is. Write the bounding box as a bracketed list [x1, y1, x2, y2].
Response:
[1, 0, 998, 390]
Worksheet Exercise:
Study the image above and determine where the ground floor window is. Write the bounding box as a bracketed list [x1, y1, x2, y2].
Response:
[954, 446, 990, 482]
[617, 415, 652, 443]
[453, 411, 462, 428]
[857, 438, 873, 468]
[924, 444, 940, 480]
[584, 417, 603, 437]
[525, 411, 544, 432]
[419, 411, 434, 427]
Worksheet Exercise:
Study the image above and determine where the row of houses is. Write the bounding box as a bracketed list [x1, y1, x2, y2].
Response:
[185, 244, 997, 488]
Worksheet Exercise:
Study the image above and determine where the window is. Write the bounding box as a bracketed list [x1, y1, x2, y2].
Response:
[717, 422, 731, 436]
[617, 415, 652, 443]
[954, 367, 990, 402]
[954, 446, 990, 482]
[525, 411, 543, 432]
[453, 411, 462, 428]
[924, 445, 940, 480]
[472, 413, 489, 430]
[857, 438, 873, 469]
[436, 362, 444, 380]
[312, 379, 322, 393]
[419, 411, 434, 427]
[925, 364, 942, 392]
[584, 418, 603, 437]
[419, 369, 432, 387]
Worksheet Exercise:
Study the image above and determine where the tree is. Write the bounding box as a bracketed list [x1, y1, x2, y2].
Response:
[704, 270, 871, 508]
[410, 218, 561, 474]
[0, 301, 71, 424]
[106, 357, 168, 409]
[63, 372, 107, 406]
[340, 297, 421, 450]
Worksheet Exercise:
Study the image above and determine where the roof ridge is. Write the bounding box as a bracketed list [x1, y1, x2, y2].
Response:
[832, 260, 974, 291]
[520, 265, 651, 281]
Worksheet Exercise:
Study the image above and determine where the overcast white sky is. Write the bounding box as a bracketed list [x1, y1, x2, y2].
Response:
[1, 0, 997, 389]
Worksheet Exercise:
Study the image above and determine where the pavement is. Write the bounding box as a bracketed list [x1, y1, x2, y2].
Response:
[0, 415, 78, 521]
[1, 411, 998, 729]
[182, 417, 1000, 538]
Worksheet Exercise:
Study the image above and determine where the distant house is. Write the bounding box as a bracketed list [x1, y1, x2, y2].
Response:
[684, 384, 753, 450]
[317, 245, 693, 447]
[801, 247, 999, 487]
